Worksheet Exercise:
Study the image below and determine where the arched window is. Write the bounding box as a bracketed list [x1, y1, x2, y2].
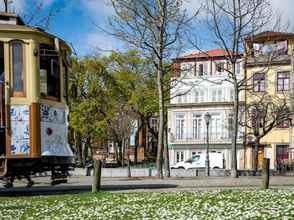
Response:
[11, 40, 25, 96]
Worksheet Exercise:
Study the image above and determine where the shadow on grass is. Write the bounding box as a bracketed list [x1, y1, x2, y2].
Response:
[0, 184, 178, 197]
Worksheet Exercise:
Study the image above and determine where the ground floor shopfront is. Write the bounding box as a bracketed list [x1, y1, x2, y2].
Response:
[169, 143, 294, 171]
[244, 144, 294, 171]
[168, 144, 245, 170]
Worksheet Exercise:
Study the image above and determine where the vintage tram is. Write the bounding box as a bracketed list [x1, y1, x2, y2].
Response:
[0, 13, 74, 187]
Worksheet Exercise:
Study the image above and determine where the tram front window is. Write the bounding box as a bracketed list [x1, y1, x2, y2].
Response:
[39, 44, 60, 100]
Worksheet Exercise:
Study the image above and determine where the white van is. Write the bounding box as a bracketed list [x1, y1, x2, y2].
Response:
[170, 152, 224, 170]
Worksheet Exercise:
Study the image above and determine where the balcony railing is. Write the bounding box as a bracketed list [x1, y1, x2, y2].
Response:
[169, 132, 243, 144]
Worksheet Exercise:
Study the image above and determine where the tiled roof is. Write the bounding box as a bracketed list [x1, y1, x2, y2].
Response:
[246, 31, 294, 43]
[178, 49, 239, 59]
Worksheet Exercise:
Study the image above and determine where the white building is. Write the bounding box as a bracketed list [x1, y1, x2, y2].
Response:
[168, 49, 245, 169]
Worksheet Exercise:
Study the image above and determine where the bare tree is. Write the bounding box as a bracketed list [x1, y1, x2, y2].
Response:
[190, 0, 274, 177]
[240, 94, 292, 172]
[109, 0, 198, 178]
[108, 104, 137, 176]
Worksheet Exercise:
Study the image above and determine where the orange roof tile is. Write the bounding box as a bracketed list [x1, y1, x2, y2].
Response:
[178, 49, 241, 59]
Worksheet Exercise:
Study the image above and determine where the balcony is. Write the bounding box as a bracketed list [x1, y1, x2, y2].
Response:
[169, 132, 244, 144]
[246, 54, 291, 67]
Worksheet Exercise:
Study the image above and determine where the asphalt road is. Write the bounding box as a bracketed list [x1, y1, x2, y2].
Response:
[0, 175, 294, 196]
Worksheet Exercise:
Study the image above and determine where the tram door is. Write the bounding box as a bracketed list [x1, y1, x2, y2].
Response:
[0, 42, 5, 156]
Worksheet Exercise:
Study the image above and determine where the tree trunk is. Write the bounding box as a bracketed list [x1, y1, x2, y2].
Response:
[163, 125, 170, 177]
[117, 140, 123, 167]
[253, 140, 259, 173]
[82, 139, 89, 167]
[126, 139, 131, 178]
[231, 80, 239, 178]
[75, 132, 83, 166]
[121, 139, 125, 168]
[134, 131, 138, 164]
[92, 159, 102, 192]
[156, 68, 164, 179]
[262, 158, 270, 189]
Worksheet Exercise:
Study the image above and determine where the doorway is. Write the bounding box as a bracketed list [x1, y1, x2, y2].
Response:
[276, 145, 289, 172]
[0, 41, 5, 156]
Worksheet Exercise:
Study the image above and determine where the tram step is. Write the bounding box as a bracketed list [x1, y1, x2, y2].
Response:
[51, 179, 68, 185]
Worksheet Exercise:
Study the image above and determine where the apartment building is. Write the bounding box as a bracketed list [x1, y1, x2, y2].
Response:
[244, 31, 294, 170]
[168, 49, 245, 169]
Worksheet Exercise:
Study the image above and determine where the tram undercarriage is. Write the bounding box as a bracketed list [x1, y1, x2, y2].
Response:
[0, 157, 74, 187]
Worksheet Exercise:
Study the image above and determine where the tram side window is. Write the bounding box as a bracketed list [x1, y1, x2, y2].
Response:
[40, 44, 60, 100]
[63, 62, 68, 101]
[11, 41, 24, 96]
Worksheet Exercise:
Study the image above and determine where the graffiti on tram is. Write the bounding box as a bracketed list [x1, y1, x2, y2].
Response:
[40, 104, 73, 157]
[10, 105, 30, 155]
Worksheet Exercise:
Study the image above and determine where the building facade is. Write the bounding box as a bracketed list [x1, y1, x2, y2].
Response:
[244, 31, 294, 171]
[168, 49, 245, 169]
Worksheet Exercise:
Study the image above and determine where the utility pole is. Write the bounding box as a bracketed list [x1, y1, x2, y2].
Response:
[204, 112, 211, 177]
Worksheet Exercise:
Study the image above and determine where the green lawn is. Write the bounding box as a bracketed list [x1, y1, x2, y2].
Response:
[0, 190, 294, 219]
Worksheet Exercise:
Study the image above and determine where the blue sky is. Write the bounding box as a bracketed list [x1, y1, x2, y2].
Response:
[6, 0, 294, 57]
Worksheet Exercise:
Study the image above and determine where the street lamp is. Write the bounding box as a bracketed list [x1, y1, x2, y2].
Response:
[204, 112, 211, 177]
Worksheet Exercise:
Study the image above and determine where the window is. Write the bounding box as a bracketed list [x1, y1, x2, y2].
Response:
[236, 62, 241, 74]
[203, 63, 208, 75]
[212, 89, 217, 102]
[228, 117, 233, 139]
[192, 114, 202, 139]
[151, 118, 158, 132]
[217, 88, 222, 101]
[230, 88, 234, 101]
[199, 89, 204, 102]
[277, 119, 290, 128]
[183, 94, 187, 103]
[210, 115, 221, 139]
[176, 114, 185, 140]
[39, 44, 60, 100]
[277, 72, 290, 91]
[253, 73, 265, 92]
[216, 63, 225, 73]
[198, 64, 203, 76]
[177, 94, 182, 103]
[11, 41, 24, 95]
[192, 155, 200, 162]
[63, 62, 68, 101]
[181, 62, 193, 77]
[176, 151, 184, 162]
[194, 90, 199, 102]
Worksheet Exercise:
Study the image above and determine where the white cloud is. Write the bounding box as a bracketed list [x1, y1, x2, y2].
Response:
[81, 0, 114, 19]
[78, 32, 119, 56]
[271, 0, 294, 29]
[184, 0, 294, 29]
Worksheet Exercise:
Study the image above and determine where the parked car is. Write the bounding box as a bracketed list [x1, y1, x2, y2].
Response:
[170, 152, 224, 170]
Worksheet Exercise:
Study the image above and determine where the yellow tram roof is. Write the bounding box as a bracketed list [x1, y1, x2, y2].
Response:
[0, 12, 71, 53]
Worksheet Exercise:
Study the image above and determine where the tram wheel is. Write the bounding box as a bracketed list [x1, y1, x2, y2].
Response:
[26, 181, 34, 188]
